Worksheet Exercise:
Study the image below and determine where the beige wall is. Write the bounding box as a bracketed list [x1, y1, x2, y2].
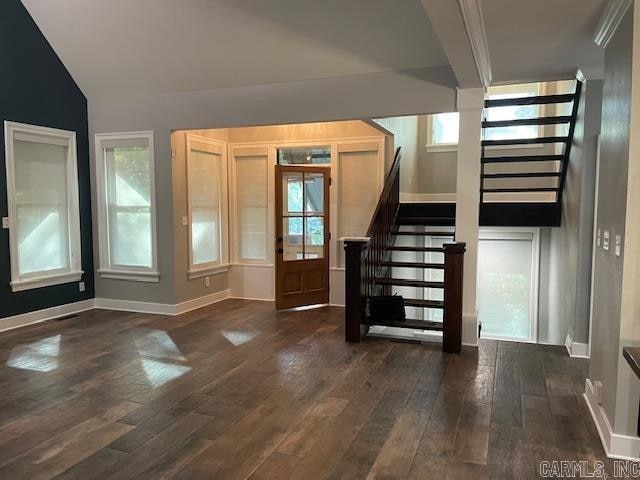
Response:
[372, 116, 420, 194]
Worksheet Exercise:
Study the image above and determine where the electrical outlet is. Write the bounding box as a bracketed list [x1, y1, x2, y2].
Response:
[78, 281, 85, 292]
[182, 216, 188, 226]
[596, 228, 601, 247]
[603, 230, 610, 251]
[615, 235, 622, 257]
[205, 276, 210, 288]
[1, 217, 9, 229]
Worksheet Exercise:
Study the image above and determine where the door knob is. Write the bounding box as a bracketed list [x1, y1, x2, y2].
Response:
[276, 236, 283, 243]
[277, 248, 284, 254]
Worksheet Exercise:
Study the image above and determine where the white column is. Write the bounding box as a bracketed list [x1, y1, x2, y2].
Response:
[455, 88, 485, 346]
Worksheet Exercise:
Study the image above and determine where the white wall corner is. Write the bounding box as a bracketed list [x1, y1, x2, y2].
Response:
[456, 87, 486, 111]
[593, 0, 633, 48]
[458, 0, 492, 88]
[576, 66, 605, 82]
[584, 378, 640, 460]
[462, 312, 479, 346]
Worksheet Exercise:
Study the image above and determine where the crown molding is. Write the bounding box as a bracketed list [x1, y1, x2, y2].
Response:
[593, 0, 633, 48]
[576, 65, 605, 82]
[458, 0, 492, 88]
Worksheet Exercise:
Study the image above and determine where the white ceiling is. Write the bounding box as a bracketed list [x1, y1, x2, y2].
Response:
[482, 0, 606, 84]
[21, 0, 449, 95]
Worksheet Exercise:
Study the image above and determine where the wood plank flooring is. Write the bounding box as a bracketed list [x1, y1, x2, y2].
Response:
[0, 300, 613, 479]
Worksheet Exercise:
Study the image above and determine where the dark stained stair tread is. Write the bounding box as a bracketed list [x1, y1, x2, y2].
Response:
[381, 261, 444, 269]
[403, 298, 444, 309]
[365, 318, 444, 331]
[388, 246, 445, 253]
[481, 154, 564, 163]
[484, 93, 575, 107]
[393, 231, 455, 236]
[375, 278, 444, 288]
[482, 136, 568, 147]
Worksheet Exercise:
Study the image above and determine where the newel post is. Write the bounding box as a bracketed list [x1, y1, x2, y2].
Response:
[443, 242, 466, 353]
[343, 238, 369, 343]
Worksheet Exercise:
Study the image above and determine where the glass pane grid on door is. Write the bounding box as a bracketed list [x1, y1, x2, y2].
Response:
[282, 171, 325, 261]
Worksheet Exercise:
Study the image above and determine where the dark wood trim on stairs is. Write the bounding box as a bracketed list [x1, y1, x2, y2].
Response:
[482, 115, 572, 128]
[481, 154, 564, 163]
[484, 93, 575, 107]
[443, 243, 465, 354]
[482, 136, 568, 147]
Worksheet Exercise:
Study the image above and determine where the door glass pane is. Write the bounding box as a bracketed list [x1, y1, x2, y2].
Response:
[304, 173, 324, 214]
[283, 217, 303, 261]
[283, 173, 303, 214]
[304, 216, 324, 259]
[477, 238, 533, 341]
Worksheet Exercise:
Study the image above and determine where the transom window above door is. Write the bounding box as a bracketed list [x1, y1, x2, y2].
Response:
[277, 147, 330, 165]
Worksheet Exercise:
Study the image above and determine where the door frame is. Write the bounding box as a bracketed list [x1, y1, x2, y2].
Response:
[274, 164, 331, 309]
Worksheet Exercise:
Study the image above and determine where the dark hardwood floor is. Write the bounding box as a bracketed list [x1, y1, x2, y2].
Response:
[0, 299, 611, 479]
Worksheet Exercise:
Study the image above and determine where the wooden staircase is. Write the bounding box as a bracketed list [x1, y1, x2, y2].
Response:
[480, 82, 582, 227]
[343, 149, 465, 353]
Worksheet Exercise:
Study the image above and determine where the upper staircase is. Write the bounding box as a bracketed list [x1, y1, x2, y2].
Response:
[480, 81, 582, 227]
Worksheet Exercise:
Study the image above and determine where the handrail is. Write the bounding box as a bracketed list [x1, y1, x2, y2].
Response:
[366, 147, 402, 236]
[343, 147, 401, 342]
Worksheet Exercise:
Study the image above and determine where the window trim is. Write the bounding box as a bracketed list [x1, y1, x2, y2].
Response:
[4, 121, 83, 292]
[185, 133, 229, 279]
[94, 131, 159, 282]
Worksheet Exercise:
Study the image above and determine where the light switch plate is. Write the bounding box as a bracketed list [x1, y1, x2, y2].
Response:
[596, 228, 601, 247]
[615, 235, 622, 257]
[79, 281, 85, 292]
[1, 217, 9, 229]
[182, 216, 189, 226]
[205, 276, 210, 287]
[603, 230, 610, 251]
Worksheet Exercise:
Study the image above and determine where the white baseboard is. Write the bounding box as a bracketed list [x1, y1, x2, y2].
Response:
[584, 378, 640, 460]
[565, 333, 590, 358]
[0, 299, 95, 333]
[95, 289, 231, 316]
[94, 298, 174, 315]
[174, 290, 231, 315]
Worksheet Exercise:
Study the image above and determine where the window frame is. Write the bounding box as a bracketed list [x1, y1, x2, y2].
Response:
[94, 131, 159, 282]
[4, 121, 83, 292]
[426, 112, 460, 152]
[185, 133, 229, 279]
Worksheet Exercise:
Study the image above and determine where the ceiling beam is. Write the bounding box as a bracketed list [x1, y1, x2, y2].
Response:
[458, 0, 492, 88]
[593, 0, 632, 48]
[421, 0, 484, 89]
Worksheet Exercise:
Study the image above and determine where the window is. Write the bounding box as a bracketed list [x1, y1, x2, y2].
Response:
[484, 83, 541, 141]
[234, 151, 268, 262]
[186, 134, 228, 277]
[95, 131, 158, 282]
[277, 147, 330, 165]
[427, 112, 459, 150]
[477, 229, 539, 342]
[4, 121, 83, 291]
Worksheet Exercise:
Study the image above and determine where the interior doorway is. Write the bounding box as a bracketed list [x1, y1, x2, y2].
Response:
[275, 165, 330, 309]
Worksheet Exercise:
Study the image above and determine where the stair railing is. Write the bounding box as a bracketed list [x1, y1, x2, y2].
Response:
[343, 147, 401, 342]
[342, 147, 465, 353]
